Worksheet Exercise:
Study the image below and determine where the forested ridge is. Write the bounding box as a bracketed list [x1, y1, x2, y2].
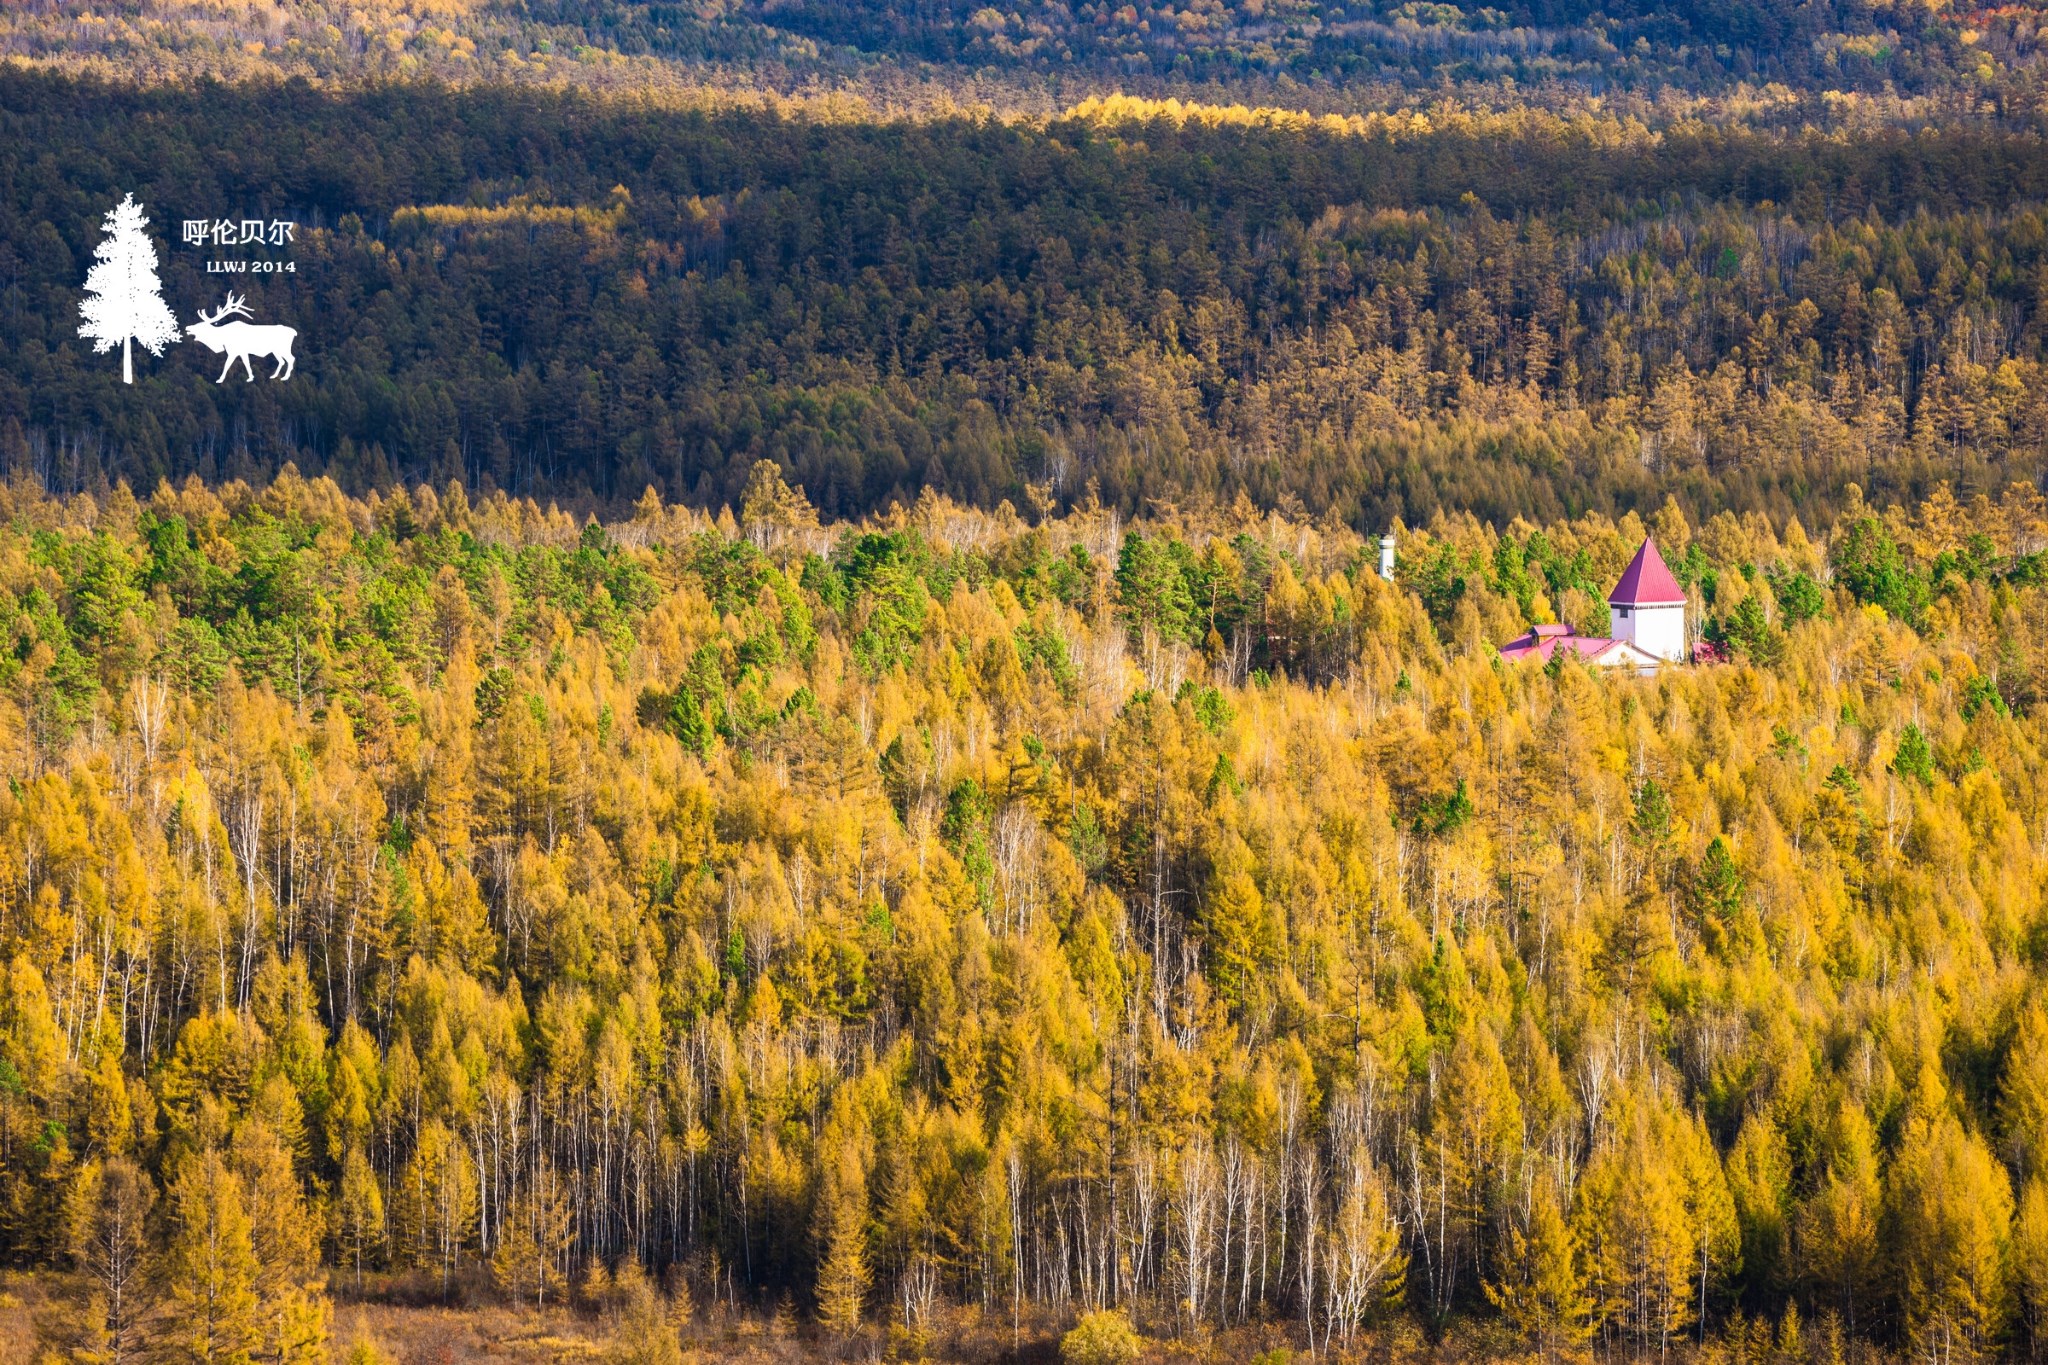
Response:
[4, 462, 2048, 1362]
[5, 0, 2047, 117]
[7, 72, 2048, 531]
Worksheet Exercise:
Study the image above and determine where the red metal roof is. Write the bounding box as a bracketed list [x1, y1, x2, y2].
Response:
[1609, 537, 1686, 606]
[1499, 628, 1620, 662]
[1500, 628, 1664, 668]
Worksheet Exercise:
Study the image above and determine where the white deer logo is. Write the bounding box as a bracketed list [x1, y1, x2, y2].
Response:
[187, 291, 296, 382]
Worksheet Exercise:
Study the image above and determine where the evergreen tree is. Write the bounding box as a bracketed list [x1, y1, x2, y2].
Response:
[493, 1173, 574, 1308]
[44, 1156, 156, 1365]
[76, 194, 179, 385]
[5, 467, 2048, 1363]
[334, 1146, 385, 1289]
[1891, 722, 1937, 787]
[605, 1257, 684, 1365]
[235, 1119, 328, 1364]
[1487, 1182, 1594, 1364]
[157, 1150, 262, 1365]
[815, 1195, 870, 1336]
[1886, 1112, 2014, 1363]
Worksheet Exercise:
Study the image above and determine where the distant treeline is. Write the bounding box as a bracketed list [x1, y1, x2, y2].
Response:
[5, 0, 2044, 113]
[3, 72, 2048, 528]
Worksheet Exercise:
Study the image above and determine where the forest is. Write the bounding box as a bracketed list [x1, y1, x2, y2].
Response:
[8, 0, 2048, 1360]
[2, 460, 2048, 1363]
[8, 71, 2048, 535]
[3, 0, 2046, 115]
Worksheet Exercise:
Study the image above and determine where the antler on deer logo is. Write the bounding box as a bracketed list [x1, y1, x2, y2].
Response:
[187, 291, 297, 382]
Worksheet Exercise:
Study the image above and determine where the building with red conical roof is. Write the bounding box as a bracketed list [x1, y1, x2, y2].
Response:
[1608, 537, 1688, 663]
[1497, 537, 1691, 672]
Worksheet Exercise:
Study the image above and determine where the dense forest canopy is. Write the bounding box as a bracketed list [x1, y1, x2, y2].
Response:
[8, 4, 2048, 1357]
[4, 71, 2048, 531]
[4, 464, 2048, 1362]
[5, 0, 2047, 116]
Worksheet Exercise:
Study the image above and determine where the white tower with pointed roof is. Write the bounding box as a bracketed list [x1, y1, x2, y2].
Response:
[1609, 537, 1688, 663]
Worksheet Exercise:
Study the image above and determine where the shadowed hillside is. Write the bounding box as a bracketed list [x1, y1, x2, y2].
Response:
[6, 73, 2048, 530]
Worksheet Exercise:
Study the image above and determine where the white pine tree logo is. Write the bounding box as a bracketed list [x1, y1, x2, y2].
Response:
[78, 193, 180, 385]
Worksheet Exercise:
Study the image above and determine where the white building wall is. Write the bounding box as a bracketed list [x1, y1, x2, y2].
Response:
[1612, 602, 1687, 662]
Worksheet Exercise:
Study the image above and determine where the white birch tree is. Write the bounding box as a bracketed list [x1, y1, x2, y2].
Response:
[78, 194, 180, 384]
[1320, 1143, 1406, 1348]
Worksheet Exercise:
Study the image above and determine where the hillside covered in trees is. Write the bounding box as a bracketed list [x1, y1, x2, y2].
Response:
[10, 0, 2048, 1359]
[5, 0, 2048, 117]
[7, 71, 2048, 535]
[3, 463, 2048, 1363]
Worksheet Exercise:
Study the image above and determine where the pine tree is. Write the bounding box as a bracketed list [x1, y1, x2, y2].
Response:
[815, 1194, 870, 1335]
[1727, 1113, 1792, 1299]
[1891, 722, 1937, 786]
[493, 1172, 574, 1308]
[1798, 1103, 1881, 1333]
[1777, 1301, 1803, 1363]
[235, 1119, 328, 1365]
[157, 1150, 262, 1365]
[2013, 1180, 2048, 1361]
[1488, 1182, 1594, 1363]
[1575, 1099, 1705, 1354]
[334, 1146, 385, 1289]
[43, 1157, 156, 1365]
[77, 194, 180, 385]
[738, 458, 819, 558]
[2003, 1004, 2048, 1182]
[1887, 1111, 2014, 1363]
[605, 1257, 684, 1365]
[1199, 830, 1279, 1012]
[394, 1118, 477, 1294]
